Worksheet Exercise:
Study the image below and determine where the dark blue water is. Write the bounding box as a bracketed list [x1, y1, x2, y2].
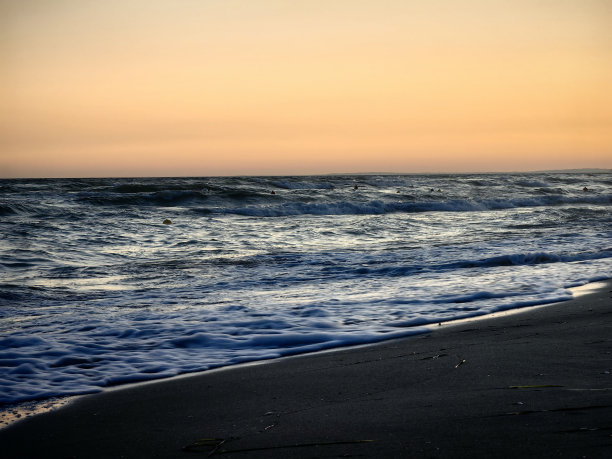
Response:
[1, 173, 610, 403]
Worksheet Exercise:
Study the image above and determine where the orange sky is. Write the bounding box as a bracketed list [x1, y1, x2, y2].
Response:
[1, 0, 611, 178]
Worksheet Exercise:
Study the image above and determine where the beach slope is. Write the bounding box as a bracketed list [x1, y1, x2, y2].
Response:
[2, 281, 611, 458]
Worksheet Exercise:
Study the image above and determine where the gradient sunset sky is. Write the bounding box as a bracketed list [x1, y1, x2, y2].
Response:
[2, 0, 611, 178]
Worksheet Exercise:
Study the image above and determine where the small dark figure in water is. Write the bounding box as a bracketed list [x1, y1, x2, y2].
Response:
[354, 185, 359, 190]
[271, 191, 276, 195]
[583, 187, 589, 192]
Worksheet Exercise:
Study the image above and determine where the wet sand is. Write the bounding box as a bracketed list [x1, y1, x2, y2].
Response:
[2, 280, 611, 458]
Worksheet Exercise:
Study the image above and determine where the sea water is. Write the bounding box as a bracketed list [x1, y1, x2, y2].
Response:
[1, 173, 610, 404]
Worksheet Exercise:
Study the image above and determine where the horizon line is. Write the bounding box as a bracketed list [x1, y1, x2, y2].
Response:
[1, 168, 611, 180]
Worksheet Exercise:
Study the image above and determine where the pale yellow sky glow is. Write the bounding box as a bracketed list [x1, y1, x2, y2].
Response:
[1, 0, 611, 177]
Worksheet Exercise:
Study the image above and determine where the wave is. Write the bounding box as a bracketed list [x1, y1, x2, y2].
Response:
[110, 181, 212, 194]
[75, 186, 282, 207]
[0, 203, 37, 216]
[3, 174, 610, 215]
[321, 250, 612, 280]
[221, 194, 612, 217]
[4, 190, 611, 220]
[0, 204, 17, 216]
[450, 250, 612, 270]
[76, 190, 210, 207]
[271, 180, 335, 190]
[515, 178, 550, 187]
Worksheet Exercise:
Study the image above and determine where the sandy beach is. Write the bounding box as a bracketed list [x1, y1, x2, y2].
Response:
[2, 280, 611, 458]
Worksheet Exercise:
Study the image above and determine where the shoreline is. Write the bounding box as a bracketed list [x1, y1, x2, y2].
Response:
[1, 280, 606, 430]
[2, 278, 611, 457]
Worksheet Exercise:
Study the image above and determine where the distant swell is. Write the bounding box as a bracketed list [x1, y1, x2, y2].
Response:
[225, 194, 612, 217]
[76, 190, 210, 206]
[271, 180, 335, 190]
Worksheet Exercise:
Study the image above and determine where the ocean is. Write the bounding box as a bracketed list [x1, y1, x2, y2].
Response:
[1, 173, 610, 405]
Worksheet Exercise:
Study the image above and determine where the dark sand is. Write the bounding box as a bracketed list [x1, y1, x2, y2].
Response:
[2, 281, 611, 458]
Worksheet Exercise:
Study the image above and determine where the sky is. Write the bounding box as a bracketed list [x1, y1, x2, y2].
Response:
[1, 0, 611, 178]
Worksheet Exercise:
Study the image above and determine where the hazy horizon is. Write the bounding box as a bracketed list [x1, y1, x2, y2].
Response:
[2, 0, 611, 178]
